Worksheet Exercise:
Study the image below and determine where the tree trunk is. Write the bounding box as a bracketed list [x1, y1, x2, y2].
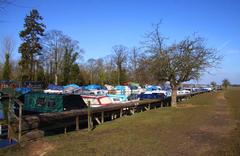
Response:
[117, 68, 120, 85]
[30, 55, 33, 81]
[54, 49, 58, 85]
[171, 86, 178, 107]
[55, 73, 58, 85]
[90, 71, 93, 84]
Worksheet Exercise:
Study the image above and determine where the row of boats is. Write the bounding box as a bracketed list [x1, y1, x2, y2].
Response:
[0, 82, 215, 115]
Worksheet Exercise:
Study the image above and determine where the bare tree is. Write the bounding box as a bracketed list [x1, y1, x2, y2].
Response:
[135, 53, 156, 84]
[128, 47, 140, 82]
[210, 81, 217, 90]
[222, 79, 230, 89]
[87, 58, 96, 84]
[103, 55, 116, 84]
[0, 36, 15, 79]
[42, 30, 83, 85]
[143, 23, 221, 106]
[95, 58, 106, 85]
[42, 30, 65, 85]
[112, 45, 128, 85]
[1, 36, 14, 60]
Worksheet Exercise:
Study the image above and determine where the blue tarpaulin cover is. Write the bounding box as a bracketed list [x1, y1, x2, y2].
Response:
[146, 85, 160, 91]
[63, 84, 80, 89]
[85, 84, 106, 90]
[139, 93, 165, 100]
[47, 84, 64, 90]
[15, 87, 32, 94]
[115, 85, 125, 90]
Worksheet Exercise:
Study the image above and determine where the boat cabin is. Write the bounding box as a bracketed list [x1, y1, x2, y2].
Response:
[81, 95, 113, 107]
[18, 92, 87, 114]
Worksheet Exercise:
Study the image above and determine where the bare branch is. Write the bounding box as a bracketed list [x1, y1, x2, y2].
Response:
[1, 36, 15, 61]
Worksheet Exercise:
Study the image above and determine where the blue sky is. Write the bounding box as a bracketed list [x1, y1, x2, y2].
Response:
[0, 0, 240, 84]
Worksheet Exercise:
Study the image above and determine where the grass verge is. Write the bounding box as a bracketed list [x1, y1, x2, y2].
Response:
[219, 87, 240, 155]
[1, 90, 239, 156]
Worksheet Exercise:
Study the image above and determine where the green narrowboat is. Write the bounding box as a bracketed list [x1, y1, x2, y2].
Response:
[17, 92, 87, 114]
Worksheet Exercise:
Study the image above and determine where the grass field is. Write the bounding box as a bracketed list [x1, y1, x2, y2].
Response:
[221, 88, 240, 155]
[1, 88, 240, 156]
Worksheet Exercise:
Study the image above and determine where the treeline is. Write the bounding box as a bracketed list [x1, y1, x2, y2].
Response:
[1, 9, 222, 105]
[0, 9, 159, 86]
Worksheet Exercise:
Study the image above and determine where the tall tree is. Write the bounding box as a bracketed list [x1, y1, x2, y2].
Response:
[112, 45, 128, 85]
[2, 52, 10, 80]
[103, 55, 116, 84]
[36, 64, 45, 82]
[210, 81, 217, 89]
[87, 58, 96, 84]
[70, 63, 80, 84]
[135, 53, 155, 84]
[42, 30, 83, 85]
[222, 79, 230, 89]
[128, 47, 140, 82]
[1, 36, 14, 59]
[210, 81, 217, 86]
[42, 30, 65, 85]
[143, 23, 221, 106]
[62, 47, 78, 85]
[19, 9, 45, 81]
[1, 36, 14, 80]
[95, 58, 106, 85]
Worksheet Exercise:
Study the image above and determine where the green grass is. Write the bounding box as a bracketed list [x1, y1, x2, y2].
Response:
[44, 105, 214, 156]
[225, 88, 240, 120]
[220, 87, 240, 155]
[1, 90, 240, 156]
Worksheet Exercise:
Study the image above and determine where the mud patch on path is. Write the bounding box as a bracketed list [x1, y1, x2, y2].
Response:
[26, 140, 55, 156]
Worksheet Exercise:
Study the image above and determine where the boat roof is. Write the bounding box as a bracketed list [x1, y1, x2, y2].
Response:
[81, 95, 108, 99]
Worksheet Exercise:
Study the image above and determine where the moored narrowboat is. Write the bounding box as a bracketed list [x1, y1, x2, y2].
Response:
[16, 92, 87, 114]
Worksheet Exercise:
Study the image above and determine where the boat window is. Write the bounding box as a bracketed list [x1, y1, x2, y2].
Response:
[113, 98, 120, 102]
[91, 98, 100, 105]
[36, 98, 45, 106]
[48, 99, 56, 108]
[99, 97, 112, 104]
[83, 98, 100, 105]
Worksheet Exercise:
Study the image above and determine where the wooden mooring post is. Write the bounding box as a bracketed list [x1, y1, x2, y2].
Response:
[18, 102, 22, 142]
[87, 101, 92, 131]
[8, 96, 11, 143]
[111, 113, 114, 120]
[101, 111, 104, 123]
[130, 107, 135, 115]
[94, 117, 101, 125]
[64, 127, 67, 134]
[75, 116, 79, 131]
[120, 108, 123, 117]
